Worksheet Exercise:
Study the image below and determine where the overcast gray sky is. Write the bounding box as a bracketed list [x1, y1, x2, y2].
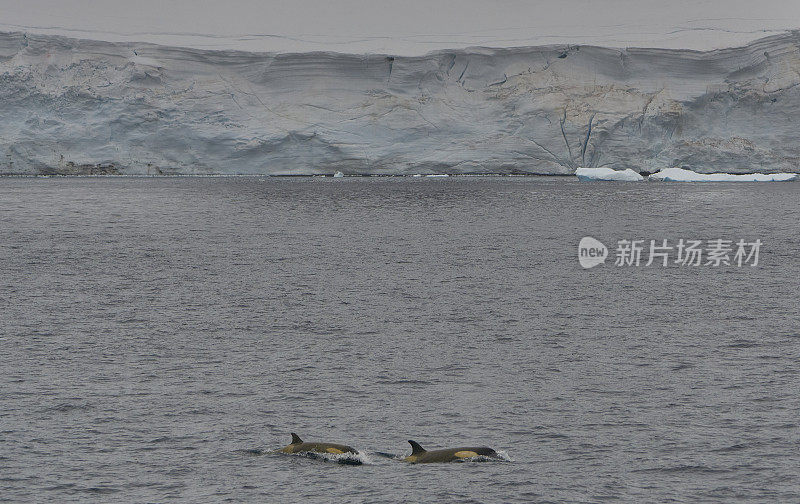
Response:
[1, 0, 798, 54]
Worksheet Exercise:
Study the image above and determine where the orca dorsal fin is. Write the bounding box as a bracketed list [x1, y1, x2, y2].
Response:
[290, 433, 303, 444]
[408, 440, 426, 455]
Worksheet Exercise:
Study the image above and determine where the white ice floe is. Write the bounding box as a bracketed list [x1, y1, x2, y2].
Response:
[575, 167, 643, 181]
[333, 171, 344, 178]
[649, 168, 798, 182]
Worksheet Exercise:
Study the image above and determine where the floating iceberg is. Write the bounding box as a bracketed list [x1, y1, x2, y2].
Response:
[575, 167, 643, 181]
[333, 171, 344, 178]
[649, 168, 798, 182]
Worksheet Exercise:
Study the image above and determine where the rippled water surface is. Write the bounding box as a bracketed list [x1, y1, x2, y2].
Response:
[1, 177, 799, 503]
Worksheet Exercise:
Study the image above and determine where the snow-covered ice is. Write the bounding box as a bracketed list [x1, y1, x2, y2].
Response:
[575, 168, 643, 182]
[3, 30, 800, 175]
[649, 168, 798, 182]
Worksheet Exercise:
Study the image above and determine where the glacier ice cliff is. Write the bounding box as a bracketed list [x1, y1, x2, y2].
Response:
[1, 31, 800, 175]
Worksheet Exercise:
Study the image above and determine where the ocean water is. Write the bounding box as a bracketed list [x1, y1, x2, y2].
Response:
[1, 176, 799, 503]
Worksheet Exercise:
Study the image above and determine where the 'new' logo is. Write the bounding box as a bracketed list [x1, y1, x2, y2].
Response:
[578, 237, 607, 269]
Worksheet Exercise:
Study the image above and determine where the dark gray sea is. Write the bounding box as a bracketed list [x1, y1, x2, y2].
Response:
[1, 176, 799, 503]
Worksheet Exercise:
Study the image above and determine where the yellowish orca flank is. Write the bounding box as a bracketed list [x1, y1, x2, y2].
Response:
[403, 440, 499, 463]
[276, 433, 359, 456]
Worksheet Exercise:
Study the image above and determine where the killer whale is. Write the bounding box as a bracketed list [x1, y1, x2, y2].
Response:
[403, 440, 500, 463]
[276, 433, 359, 456]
